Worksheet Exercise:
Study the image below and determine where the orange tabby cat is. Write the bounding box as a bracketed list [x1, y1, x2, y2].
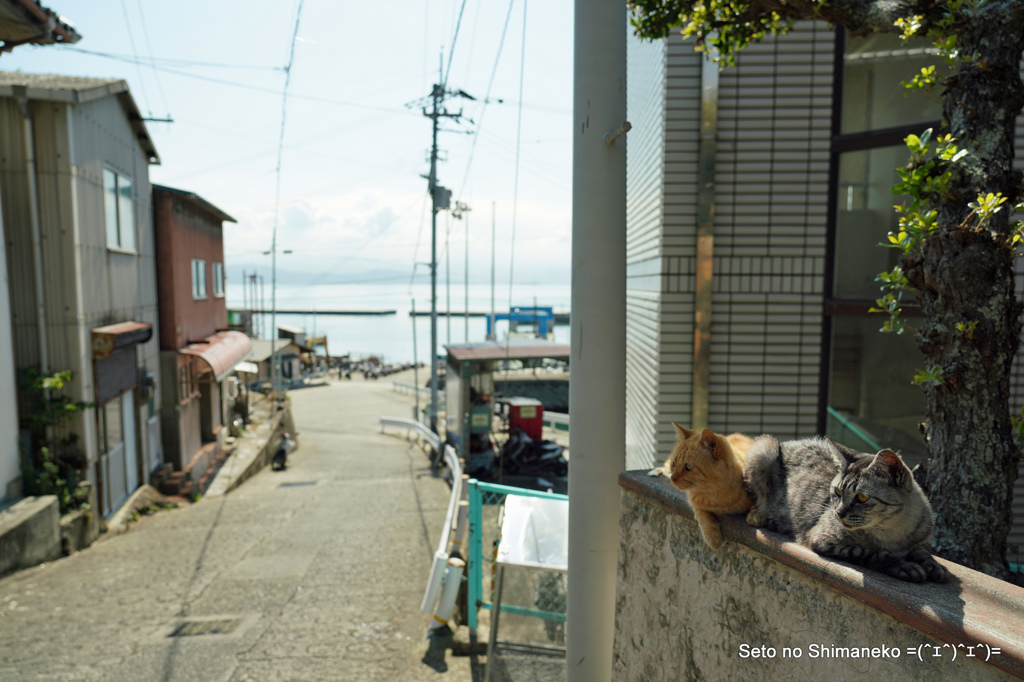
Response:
[664, 422, 754, 549]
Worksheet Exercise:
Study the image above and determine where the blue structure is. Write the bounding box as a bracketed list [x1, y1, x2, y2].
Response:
[485, 306, 555, 338]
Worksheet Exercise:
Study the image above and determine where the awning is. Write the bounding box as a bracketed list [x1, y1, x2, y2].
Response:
[180, 330, 253, 382]
[92, 320, 153, 359]
[236, 361, 259, 374]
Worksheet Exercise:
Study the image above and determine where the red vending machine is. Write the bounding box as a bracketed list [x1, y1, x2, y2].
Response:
[506, 397, 544, 440]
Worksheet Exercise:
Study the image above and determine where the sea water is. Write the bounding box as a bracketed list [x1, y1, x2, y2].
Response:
[227, 281, 571, 365]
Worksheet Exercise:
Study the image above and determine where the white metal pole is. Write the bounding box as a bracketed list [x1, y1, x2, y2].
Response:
[464, 213, 470, 341]
[412, 298, 420, 421]
[488, 201, 496, 340]
[429, 557, 466, 630]
[567, 0, 627, 679]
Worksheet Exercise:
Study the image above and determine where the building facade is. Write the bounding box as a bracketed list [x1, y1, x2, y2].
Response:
[624, 25, 1024, 546]
[0, 72, 162, 516]
[153, 185, 249, 481]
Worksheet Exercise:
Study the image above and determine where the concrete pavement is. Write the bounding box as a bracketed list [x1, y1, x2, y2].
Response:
[0, 371, 479, 681]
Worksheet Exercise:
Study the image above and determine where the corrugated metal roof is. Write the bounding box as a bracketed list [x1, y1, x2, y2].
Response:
[445, 339, 570, 362]
[180, 330, 252, 382]
[0, 0, 80, 46]
[153, 184, 236, 224]
[0, 70, 159, 164]
[247, 338, 296, 363]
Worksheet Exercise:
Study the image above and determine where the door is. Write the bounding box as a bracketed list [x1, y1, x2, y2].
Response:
[123, 391, 138, 494]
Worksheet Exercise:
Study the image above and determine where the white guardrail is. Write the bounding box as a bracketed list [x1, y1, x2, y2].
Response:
[378, 416, 466, 631]
[544, 411, 569, 429]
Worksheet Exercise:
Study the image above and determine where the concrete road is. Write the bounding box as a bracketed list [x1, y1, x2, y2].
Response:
[0, 371, 479, 681]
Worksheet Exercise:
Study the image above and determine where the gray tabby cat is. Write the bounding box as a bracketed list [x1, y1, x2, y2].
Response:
[744, 436, 948, 583]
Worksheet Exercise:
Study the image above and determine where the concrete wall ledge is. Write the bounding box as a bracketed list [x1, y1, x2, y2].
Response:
[615, 470, 1024, 680]
[0, 495, 61, 578]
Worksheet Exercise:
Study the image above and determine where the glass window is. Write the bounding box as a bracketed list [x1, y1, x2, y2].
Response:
[842, 33, 943, 135]
[118, 176, 135, 251]
[827, 317, 928, 465]
[825, 30, 940, 458]
[104, 169, 136, 251]
[103, 169, 119, 247]
[833, 145, 908, 299]
[212, 262, 224, 297]
[103, 398, 123, 452]
[192, 259, 207, 299]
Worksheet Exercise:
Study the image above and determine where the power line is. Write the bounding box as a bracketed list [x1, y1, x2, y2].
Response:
[443, 0, 469, 88]
[134, 0, 171, 117]
[57, 44, 410, 116]
[456, 0, 516, 198]
[58, 45, 284, 70]
[117, 0, 152, 116]
[269, 0, 305, 393]
[506, 0, 528, 319]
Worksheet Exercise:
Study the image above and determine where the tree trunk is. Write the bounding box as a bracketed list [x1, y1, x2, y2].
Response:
[903, 19, 1024, 576]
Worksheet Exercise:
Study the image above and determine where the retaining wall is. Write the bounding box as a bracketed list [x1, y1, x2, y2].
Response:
[614, 470, 1024, 680]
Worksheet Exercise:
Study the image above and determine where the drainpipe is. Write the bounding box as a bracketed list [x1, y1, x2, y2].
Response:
[15, 87, 48, 376]
[691, 52, 719, 430]
[567, 0, 626, 679]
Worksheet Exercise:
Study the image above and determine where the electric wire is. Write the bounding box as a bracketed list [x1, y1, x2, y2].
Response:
[57, 45, 284, 70]
[502, 0, 527, 385]
[117, 0, 152, 116]
[269, 0, 305, 381]
[443, 0, 469, 88]
[455, 0, 516, 199]
[57, 45, 410, 116]
[134, 0, 171, 117]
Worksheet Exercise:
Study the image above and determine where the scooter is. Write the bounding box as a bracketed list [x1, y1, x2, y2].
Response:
[271, 431, 297, 470]
[500, 427, 568, 477]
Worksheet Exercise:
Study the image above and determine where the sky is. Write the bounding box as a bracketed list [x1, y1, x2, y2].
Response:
[1, 0, 575, 305]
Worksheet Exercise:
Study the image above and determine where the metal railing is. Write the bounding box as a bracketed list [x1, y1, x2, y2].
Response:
[378, 416, 466, 629]
[543, 411, 569, 430]
[467, 479, 569, 632]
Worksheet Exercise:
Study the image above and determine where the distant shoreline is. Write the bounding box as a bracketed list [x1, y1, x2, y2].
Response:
[234, 309, 571, 323]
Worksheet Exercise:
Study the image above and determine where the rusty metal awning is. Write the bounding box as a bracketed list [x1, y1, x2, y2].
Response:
[180, 330, 253, 382]
[92, 321, 152, 359]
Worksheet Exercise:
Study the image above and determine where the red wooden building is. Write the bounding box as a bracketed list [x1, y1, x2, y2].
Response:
[153, 185, 250, 483]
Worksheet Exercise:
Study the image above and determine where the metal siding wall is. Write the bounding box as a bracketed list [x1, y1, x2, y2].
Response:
[708, 22, 832, 439]
[0, 97, 40, 373]
[70, 96, 159, 479]
[625, 30, 667, 470]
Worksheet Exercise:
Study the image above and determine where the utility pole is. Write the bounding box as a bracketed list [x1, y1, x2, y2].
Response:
[420, 58, 475, 434]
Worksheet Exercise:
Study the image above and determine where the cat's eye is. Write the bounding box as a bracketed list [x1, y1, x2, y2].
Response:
[684, 463, 694, 471]
[833, 486, 841, 497]
[856, 492, 869, 503]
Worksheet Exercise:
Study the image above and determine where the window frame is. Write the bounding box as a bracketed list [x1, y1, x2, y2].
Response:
[103, 167, 137, 253]
[212, 262, 224, 298]
[192, 258, 208, 300]
[817, 26, 943, 434]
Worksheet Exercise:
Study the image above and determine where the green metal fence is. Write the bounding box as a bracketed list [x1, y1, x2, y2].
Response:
[466, 480, 569, 632]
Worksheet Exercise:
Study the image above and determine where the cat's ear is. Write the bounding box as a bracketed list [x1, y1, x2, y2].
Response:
[671, 421, 694, 440]
[826, 437, 861, 466]
[874, 449, 913, 490]
[699, 428, 719, 459]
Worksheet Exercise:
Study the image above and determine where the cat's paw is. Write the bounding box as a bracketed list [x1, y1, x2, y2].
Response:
[701, 528, 723, 550]
[885, 560, 928, 583]
[921, 557, 949, 583]
[906, 546, 949, 583]
[832, 545, 866, 560]
[745, 507, 766, 528]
